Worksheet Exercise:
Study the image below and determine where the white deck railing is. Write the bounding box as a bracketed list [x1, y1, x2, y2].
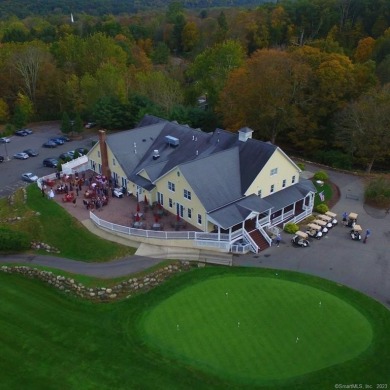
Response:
[90, 212, 230, 244]
[283, 209, 312, 227]
[242, 229, 259, 253]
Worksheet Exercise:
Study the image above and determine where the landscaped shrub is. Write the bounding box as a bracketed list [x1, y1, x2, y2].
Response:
[316, 203, 329, 214]
[0, 228, 30, 251]
[365, 176, 390, 209]
[316, 150, 352, 170]
[313, 171, 329, 181]
[284, 223, 299, 234]
[297, 162, 305, 171]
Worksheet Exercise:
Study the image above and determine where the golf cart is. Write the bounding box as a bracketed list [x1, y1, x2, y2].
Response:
[291, 231, 310, 247]
[306, 223, 323, 239]
[313, 219, 329, 234]
[346, 212, 358, 228]
[318, 214, 333, 229]
[325, 211, 338, 226]
[350, 224, 362, 241]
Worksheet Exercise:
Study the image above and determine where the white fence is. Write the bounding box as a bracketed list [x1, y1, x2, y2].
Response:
[283, 209, 312, 227]
[90, 212, 231, 247]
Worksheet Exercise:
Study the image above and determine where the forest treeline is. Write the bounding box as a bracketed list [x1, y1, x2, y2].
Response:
[0, 0, 269, 19]
[0, 0, 389, 172]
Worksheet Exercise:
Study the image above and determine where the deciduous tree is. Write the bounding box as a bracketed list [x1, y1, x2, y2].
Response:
[335, 85, 390, 173]
[218, 49, 311, 143]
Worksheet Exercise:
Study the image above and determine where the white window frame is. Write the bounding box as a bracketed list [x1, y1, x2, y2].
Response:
[292, 175, 296, 184]
[197, 214, 202, 225]
[169, 198, 173, 208]
[270, 184, 275, 193]
[184, 189, 191, 200]
[257, 189, 262, 198]
[270, 168, 278, 176]
[282, 179, 286, 188]
[188, 208, 192, 219]
[168, 181, 175, 192]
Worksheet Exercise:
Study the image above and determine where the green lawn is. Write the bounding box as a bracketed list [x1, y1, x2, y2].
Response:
[141, 276, 372, 383]
[0, 185, 135, 261]
[313, 181, 333, 207]
[1, 267, 389, 389]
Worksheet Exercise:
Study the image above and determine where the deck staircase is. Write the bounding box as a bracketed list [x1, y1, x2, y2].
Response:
[244, 219, 271, 253]
[248, 229, 270, 252]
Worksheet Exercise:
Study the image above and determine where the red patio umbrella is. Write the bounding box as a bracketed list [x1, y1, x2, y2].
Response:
[136, 202, 140, 212]
[135, 213, 141, 222]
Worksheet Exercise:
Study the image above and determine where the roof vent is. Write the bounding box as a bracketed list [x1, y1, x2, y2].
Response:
[238, 127, 253, 142]
[153, 150, 160, 160]
[165, 135, 179, 147]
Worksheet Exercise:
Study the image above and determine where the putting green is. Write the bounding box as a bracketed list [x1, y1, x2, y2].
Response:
[141, 276, 373, 383]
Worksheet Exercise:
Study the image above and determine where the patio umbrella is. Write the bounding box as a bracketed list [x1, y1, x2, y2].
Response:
[136, 202, 140, 212]
[135, 213, 141, 222]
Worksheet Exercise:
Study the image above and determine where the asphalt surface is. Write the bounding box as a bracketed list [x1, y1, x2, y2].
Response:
[0, 123, 96, 197]
[1, 156, 389, 309]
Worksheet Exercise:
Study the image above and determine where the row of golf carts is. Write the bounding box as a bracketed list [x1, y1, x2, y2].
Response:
[291, 211, 337, 248]
[291, 212, 362, 247]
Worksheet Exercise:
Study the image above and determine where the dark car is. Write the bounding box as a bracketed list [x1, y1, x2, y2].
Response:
[43, 141, 57, 148]
[57, 135, 71, 142]
[23, 149, 39, 157]
[43, 157, 58, 168]
[0, 156, 4, 163]
[23, 128, 33, 134]
[59, 152, 73, 161]
[75, 147, 89, 155]
[15, 129, 28, 136]
[50, 138, 65, 145]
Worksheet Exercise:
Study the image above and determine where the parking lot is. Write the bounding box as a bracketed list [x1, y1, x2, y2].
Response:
[0, 122, 97, 197]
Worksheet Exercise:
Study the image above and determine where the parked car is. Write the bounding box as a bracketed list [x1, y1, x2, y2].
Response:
[0, 156, 4, 163]
[43, 157, 59, 168]
[22, 172, 38, 182]
[75, 147, 89, 155]
[57, 135, 71, 142]
[14, 152, 29, 160]
[85, 122, 96, 129]
[59, 152, 73, 161]
[23, 149, 39, 157]
[22, 128, 33, 134]
[43, 140, 57, 148]
[15, 129, 29, 136]
[0, 137, 10, 143]
[50, 137, 65, 145]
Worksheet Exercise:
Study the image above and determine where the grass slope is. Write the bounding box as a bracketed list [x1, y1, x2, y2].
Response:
[1, 267, 389, 390]
[0, 186, 134, 261]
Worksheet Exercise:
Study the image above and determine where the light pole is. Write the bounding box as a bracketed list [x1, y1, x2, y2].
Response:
[4, 141, 10, 161]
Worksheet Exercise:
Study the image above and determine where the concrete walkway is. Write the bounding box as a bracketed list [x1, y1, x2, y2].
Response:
[1, 162, 389, 309]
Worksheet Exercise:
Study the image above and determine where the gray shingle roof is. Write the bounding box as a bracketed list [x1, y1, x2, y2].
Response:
[208, 195, 273, 230]
[263, 179, 317, 210]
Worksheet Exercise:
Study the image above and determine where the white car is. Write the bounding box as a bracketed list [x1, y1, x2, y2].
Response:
[22, 172, 38, 182]
[14, 152, 29, 160]
[0, 137, 10, 143]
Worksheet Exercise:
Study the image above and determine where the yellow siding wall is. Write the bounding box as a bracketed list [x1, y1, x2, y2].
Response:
[245, 149, 300, 197]
[155, 168, 207, 231]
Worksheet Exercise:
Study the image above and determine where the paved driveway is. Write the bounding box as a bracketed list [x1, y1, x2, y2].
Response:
[236, 164, 390, 309]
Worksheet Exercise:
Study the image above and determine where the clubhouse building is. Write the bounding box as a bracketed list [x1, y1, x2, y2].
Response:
[87, 115, 316, 253]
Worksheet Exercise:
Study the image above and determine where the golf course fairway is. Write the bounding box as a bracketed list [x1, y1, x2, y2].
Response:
[141, 275, 373, 383]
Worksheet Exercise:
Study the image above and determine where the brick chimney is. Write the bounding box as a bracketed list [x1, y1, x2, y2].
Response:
[98, 130, 111, 179]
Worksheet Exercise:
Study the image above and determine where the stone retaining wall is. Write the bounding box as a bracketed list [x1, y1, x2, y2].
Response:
[0, 261, 194, 302]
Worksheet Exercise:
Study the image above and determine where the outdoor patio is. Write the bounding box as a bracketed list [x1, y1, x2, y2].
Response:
[46, 173, 200, 233]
